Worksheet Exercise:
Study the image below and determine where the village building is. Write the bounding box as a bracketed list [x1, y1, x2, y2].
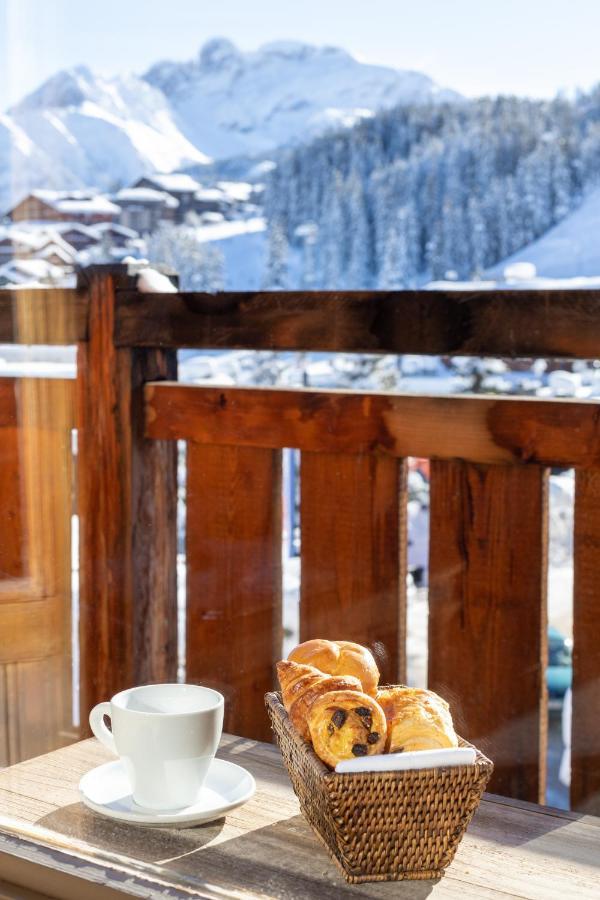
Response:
[114, 187, 178, 233]
[133, 173, 202, 223]
[6, 190, 120, 225]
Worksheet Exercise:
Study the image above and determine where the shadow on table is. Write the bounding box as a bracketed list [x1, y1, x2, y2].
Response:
[37, 802, 226, 864]
[473, 798, 600, 869]
[37, 806, 439, 897]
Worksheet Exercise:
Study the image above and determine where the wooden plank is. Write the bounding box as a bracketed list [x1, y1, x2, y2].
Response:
[299, 451, 406, 684]
[0, 597, 62, 664]
[0, 379, 17, 425]
[146, 382, 600, 469]
[186, 443, 282, 742]
[77, 268, 178, 727]
[4, 658, 66, 763]
[0, 288, 88, 344]
[571, 469, 600, 814]
[429, 460, 548, 803]
[117, 287, 600, 358]
[0, 666, 7, 767]
[0, 426, 24, 580]
[1, 738, 600, 900]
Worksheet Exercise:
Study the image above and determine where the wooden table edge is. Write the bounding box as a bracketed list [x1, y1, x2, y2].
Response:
[0, 826, 222, 900]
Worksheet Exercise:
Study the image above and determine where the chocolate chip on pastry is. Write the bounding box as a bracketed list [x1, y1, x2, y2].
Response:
[307, 690, 387, 767]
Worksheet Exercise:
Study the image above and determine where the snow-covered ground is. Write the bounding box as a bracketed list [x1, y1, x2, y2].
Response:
[488, 187, 600, 280]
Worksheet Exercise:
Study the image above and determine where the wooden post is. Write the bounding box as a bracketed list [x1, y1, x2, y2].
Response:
[572, 469, 600, 814]
[77, 266, 178, 726]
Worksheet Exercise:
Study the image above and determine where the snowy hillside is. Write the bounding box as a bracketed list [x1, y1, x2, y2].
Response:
[0, 66, 208, 212]
[489, 187, 600, 279]
[0, 40, 459, 212]
[145, 38, 460, 159]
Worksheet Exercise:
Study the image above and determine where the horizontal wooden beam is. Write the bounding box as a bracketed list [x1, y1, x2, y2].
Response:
[0, 289, 88, 344]
[118, 288, 600, 357]
[145, 382, 600, 468]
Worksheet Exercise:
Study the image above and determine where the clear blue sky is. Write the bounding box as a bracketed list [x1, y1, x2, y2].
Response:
[2, 0, 600, 111]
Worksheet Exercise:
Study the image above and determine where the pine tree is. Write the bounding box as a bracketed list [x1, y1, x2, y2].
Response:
[146, 224, 224, 291]
[263, 222, 289, 289]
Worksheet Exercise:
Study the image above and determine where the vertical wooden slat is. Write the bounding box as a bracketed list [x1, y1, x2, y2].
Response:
[0, 381, 24, 580]
[0, 665, 8, 766]
[300, 451, 406, 685]
[429, 460, 548, 803]
[186, 443, 282, 742]
[0, 424, 24, 580]
[572, 468, 600, 813]
[77, 267, 178, 725]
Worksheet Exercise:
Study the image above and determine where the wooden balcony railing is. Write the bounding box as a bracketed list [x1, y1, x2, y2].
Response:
[0, 265, 599, 816]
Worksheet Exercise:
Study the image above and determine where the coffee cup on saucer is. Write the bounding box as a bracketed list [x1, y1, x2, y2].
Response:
[89, 683, 224, 811]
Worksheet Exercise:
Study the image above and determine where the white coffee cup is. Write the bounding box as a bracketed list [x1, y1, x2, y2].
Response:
[89, 683, 224, 811]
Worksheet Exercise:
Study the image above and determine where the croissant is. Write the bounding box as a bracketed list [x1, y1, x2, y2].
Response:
[376, 687, 458, 753]
[307, 689, 387, 768]
[288, 639, 380, 697]
[277, 660, 324, 712]
[276, 660, 363, 740]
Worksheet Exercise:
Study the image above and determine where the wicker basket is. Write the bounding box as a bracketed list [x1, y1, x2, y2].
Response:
[266, 690, 493, 883]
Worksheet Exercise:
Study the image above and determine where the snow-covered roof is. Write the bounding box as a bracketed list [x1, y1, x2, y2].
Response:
[90, 221, 138, 239]
[0, 258, 64, 284]
[140, 173, 201, 194]
[37, 243, 76, 264]
[9, 190, 120, 217]
[115, 187, 179, 207]
[0, 225, 78, 256]
[217, 181, 253, 202]
[195, 187, 230, 203]
[55, 197, 120, 215]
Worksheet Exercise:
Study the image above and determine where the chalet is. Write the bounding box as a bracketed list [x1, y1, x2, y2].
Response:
[6, 190, 120, 225]
[194, 186, 234, 216]
[0, 226, 77, 265]
[0, 258, 66, 286]
[134, 173, 202, 223]
[90, 221, 139, 249]
[114, 187, 178, 233]
[51, 222, 103, 252]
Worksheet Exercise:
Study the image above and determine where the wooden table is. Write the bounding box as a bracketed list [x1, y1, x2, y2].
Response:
[0, 736, 598, 899]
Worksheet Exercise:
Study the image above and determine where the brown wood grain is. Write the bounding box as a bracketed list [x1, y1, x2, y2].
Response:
[0, 288, 88, 344]
[0, 381, 22, 580]
[428, 460, 548, 804]
[145, 382, 600, 469]
[117, 287, 600, 358]
[571, 469, 600, 814]
[186, 443, 282, 742]
[0, 425, 24, 580]
[77, 269, 177, 727]
[1, 738, 600, 900]
[299, 451, 406, 684]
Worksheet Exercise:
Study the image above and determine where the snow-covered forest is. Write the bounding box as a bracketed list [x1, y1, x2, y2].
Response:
[264, 91, 600, 287]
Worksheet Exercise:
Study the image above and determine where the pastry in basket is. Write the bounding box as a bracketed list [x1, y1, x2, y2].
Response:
[307, 689, 387, 767]
[288, 639, 380, 697]
[276, 660, 363, 741]
[376, 686, 458, 753]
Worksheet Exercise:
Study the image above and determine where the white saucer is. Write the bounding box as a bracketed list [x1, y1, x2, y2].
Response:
[79, 757, 256, 827]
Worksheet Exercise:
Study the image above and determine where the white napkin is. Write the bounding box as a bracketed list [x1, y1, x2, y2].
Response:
[335, 746, 476, 774]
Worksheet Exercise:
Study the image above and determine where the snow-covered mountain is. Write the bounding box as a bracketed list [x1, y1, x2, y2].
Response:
[0, 39, 458, 213]
[144, 38, 460, 159]
[0, 66, 208, 212]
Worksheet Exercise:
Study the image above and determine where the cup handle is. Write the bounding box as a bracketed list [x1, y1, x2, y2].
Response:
[89, 702, 117, 754]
